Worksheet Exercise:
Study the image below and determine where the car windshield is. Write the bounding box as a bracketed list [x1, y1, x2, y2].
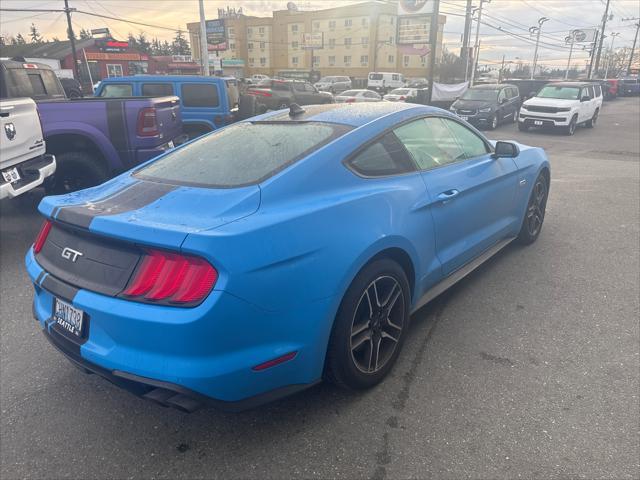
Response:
[536, 86, 580, 99]
[135, 122, 350, 188]
[340, 90, 361, 96]
[461, 89, 498, 101]
[389, 89, 410, 95]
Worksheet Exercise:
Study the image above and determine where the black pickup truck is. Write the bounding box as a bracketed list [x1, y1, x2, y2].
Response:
[245, 79, 333, 110]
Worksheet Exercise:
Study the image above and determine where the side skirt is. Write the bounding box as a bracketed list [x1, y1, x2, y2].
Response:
[411, 236, 516, 314]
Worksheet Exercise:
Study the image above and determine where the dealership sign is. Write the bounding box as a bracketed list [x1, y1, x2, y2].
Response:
[302, 32, 324, 49]
[206, 19, 227, 51]
[96, 39, 130, 53]
[398, 0, 435, 16]
[570, 29, 597, 43]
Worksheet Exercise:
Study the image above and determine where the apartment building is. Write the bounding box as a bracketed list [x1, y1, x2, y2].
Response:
[188, 1, 445, 80]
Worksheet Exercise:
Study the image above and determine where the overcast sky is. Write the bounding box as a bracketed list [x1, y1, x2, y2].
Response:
[1, 0, 639, 67]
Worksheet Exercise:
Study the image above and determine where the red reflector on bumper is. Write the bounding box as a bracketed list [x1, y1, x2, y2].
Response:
[252, 351, 298, 371]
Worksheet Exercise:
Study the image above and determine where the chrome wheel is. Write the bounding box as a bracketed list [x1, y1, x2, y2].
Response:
[526, 178, 547, 237]
[491, 115, 498, 129]
[350, 276, 405, 374]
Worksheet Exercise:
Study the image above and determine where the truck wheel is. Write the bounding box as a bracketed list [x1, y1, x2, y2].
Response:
[518, 122, 529, 132]
[586, 108, 599, 128]
[564, 115, 578, 135]
[45, 151, 108, 194]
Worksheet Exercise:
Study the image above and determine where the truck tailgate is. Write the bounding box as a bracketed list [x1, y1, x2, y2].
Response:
[0, 98, 45, 169]
[150, 96, 183, 143]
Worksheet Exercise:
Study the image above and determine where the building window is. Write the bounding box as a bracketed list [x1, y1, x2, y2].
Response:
[248, 42, 254, 50]
[344, 55, 351, 65]
[421, 56, 426, 66]
[329, 20, 336, 29]
[292, 56, 299, 65]
[313, 55, 320, 67]
[360, 55, 368, 65]
[329, 38, 335, 49]
[292, 41, 299, 49]
[404, 55, 410, 67]
[313, 21, 320, 30]
[228, 27, 235, 35]
[229, 43, 236, 50]
[344, 38, 351, 48]
[249, 57, 255, 65]
[362, 37, 368, 46]
[260, 42, 265, 49]
[291, 24, 298, 33]
[329, 55, 336, 66]
[260, 57, 266, 66]
[259, 27, 265, 34]
[345, 19, 352, 27]
[106, 64, 124, 77]
[247, 27, 253, 35]
[388, 55, 394, 64]
[389, 36, 394, 45]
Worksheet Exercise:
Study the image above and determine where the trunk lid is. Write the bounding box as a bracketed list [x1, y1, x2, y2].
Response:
[0, 98, 45, 169]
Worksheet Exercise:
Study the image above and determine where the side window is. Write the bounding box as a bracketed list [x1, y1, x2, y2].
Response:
[272, 82, 290, 91]
[594, 85, 602, 97]
[142, 83, 174, 96]
[304, 83, 316, 92]
[394, 118, 464, 170]
[441, 118, 490, 159]
[392, 74, 399, 81]
[181, 83, 219, 107]
[347, 133, 415, 177]
[41, 70, 65, 97]
[293, 83, 306, 92]
[99, 84, 133, 97]
[498, 89, 507, 103]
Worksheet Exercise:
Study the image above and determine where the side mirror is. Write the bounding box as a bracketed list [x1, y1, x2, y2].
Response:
[500, 97, 508, 104]
[492, 141, 520, 159]
[581, 95, 590, 102]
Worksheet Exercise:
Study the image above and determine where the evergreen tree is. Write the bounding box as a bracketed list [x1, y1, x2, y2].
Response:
[171, 30, 190, 56]
[29, 23, 43, 44]
[79, 28, 92, 39]
[15, 33, 26, 45]
[135, 32, 151, 54]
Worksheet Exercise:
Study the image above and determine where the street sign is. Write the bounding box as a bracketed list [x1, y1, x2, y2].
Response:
[397, 16, 430, 44]
[570, 29, 597, 43]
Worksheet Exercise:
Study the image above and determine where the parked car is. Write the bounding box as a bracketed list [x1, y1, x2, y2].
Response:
[0, 97, 55, 199]
[519, 81, 602, 135]
[28, 102, 550, 412]
[406, 77, 428, 88]
[1, 60, 186, 193]
[247, 74, 270, 84]
[95, 75, 238, 139]
[383, 88, 418, 102]
[367, 72, 405, 93]
[246, 79, 333, 110]
[618, 77, 640, 96]
[605, 78, 619, 99]
[505, 79, 550, 102]
[334, 89, 382, 103]
[450, 84, 521, 130]
[314, 76, 352, 94]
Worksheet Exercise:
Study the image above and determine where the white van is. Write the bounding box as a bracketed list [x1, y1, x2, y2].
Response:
[367, 72, 405, 93]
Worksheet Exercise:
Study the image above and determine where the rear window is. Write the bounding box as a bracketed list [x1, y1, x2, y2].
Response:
[99, 84, 133, 97]
[2, 68, 65, 99]
[28, 73, 46, 96]
[135, 122, 350, 187]
[141, 83, 174, 96]
[369, 73, 383, 80]
[181, 83, 219, 107]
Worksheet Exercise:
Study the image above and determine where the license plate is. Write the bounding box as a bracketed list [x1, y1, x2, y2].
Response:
[2, 167, 20, 183]
[53, 298, 85, 338]
[460, 115, 469, 121]
[534, 120, 543, 126]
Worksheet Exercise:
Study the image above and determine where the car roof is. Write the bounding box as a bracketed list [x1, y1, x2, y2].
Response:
[470, 83, 516, 90]
[546, 81, 592, 87]
[252, 102, 437, 127]
[99, 75, 233, 83]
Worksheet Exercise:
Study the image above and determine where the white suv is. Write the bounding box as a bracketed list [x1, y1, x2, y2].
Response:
[519, 82, 603, 135]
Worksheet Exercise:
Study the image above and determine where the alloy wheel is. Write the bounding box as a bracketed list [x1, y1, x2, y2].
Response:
[492, 116, 498, 129]
[350, 276, 405, 374]
[526, 178, 547, 237]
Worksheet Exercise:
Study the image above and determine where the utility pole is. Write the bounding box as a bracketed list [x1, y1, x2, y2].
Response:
[198, 0, 210, 76]
[587, 30, 599, 79]
[623, 18, 640, 75]
[593, 0, 611, 78]
[461, 0, 473, 81]
[530, 17, 549, 80]
[565, 32, 575, 79]
[499, 54, 505, 82]
[604, 32, 619, 78]
[426, 0, 440, 103]
[470, 0, 490, 86]
[63, 0, 80, 80]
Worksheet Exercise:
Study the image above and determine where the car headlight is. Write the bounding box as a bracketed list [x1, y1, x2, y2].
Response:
[557, 107, 571, 112]
[479, 107, 492, 113]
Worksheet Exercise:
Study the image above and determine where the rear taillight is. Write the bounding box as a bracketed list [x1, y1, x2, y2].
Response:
[247, 90, 272, 97]
[136, 107, 159, 136]
[123, 249, 217, 305]
[33, 220, 52, 254]
[399, 96, 406, 101]
[345, 98, 356, 103]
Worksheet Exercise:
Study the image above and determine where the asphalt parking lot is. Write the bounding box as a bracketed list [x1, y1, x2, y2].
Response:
[1, 98, 639, 480]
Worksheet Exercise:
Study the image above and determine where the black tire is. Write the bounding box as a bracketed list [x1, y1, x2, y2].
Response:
[44, 151, 109, 195]
[67, 89, 83, 99]
[325, 258, 410, 390]
[516, 173, 548, 245]
[586, 108, 599, 128]
[564, 115, 578, 135]
[518, 122, 529, 132]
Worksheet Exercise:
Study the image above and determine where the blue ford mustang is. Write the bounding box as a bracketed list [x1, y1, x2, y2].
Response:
[26, 103, 550, 412]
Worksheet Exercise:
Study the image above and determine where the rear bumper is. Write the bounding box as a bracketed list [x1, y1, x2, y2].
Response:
[0, 154, 55, 199]
[26, 248, 332, 410]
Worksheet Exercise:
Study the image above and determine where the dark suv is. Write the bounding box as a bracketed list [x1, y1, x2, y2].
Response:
[246, 79, 333, 110]
[450, 84, 521, 130]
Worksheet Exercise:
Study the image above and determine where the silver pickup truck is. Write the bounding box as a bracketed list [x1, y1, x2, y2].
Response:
[0, 97, 55, 199]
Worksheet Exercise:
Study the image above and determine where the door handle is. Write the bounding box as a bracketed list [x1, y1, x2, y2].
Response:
[436, 189, 460, 202]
